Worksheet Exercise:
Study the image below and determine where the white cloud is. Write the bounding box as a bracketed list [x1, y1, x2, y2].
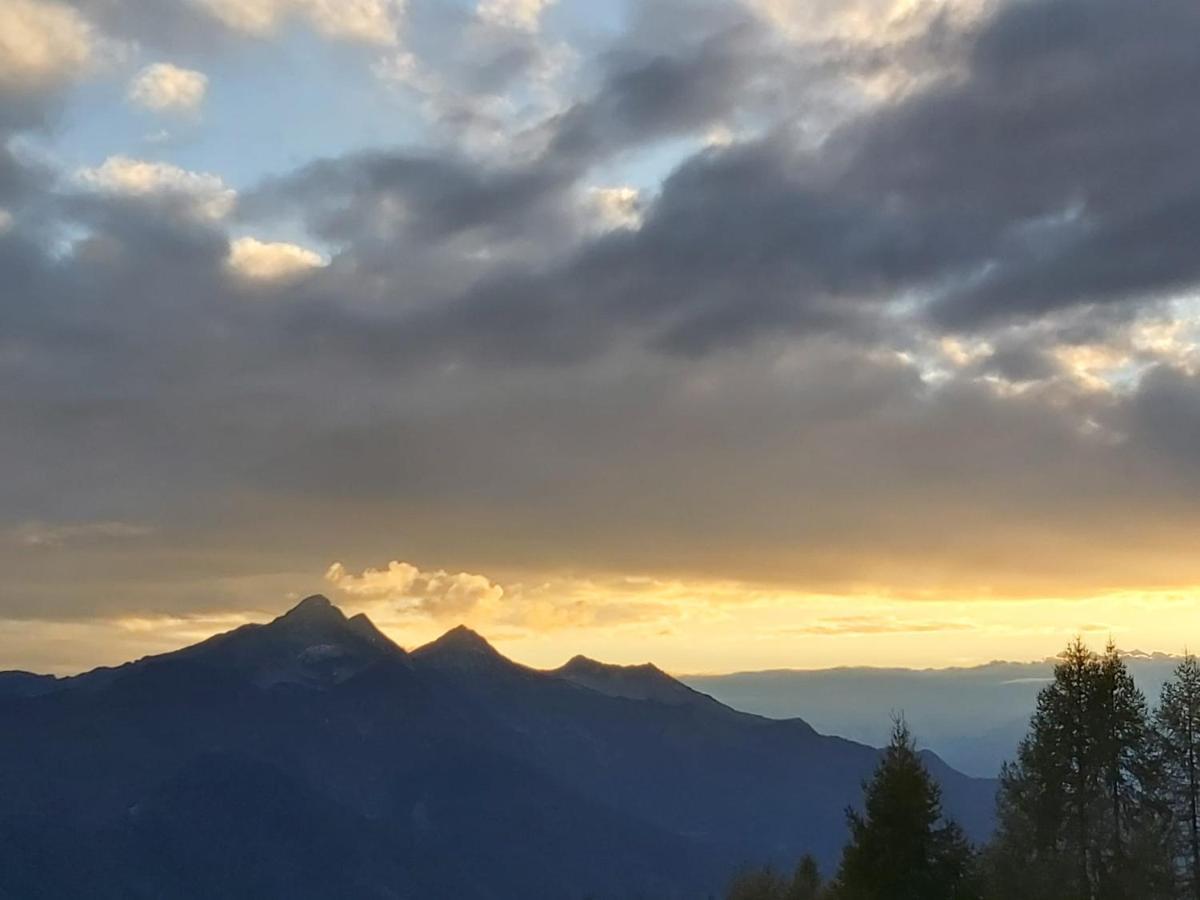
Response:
[745, 0, 990, 104]
[0, 0, 94, 91]
[74, 156, 236, 220]
[326, 560, 504, 619]
[226, 236, 325, 283]
[326, 560, 701, 632]
[746, 0, 985, 43]
[0, 208, 13, 234]
[585, 186, 643, 232]
[127, 62, 207, 113]
[704, 124, 736, 148]
[476, 0, 556, 33]
[196, 0, 405, 45]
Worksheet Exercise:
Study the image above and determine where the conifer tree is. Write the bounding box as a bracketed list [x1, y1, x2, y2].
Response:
[831, 718, 977, 900]
[784, 855, 822, 900]
[1094, 641, 1172, 896]
[987, 639, 1172, 900]
[727, 865, 788, 900]
[1157, 653, 1200, 898]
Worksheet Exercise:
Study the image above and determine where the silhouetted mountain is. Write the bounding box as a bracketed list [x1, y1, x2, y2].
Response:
[0, 596, 996, 898]
[0, 670, 59, 698]
[554, 655, 730, 711]
[172, 593, 411, 688]
[412, 624, 513, 672]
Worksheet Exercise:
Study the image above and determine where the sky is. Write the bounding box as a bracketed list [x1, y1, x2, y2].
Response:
[3, 0, 1200, 676]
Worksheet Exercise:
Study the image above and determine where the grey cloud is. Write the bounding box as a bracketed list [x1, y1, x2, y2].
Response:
[65, 0, 232, 54]
[546, 0, 1200, 339]
[973, 342, 1061, 384]
[1115, 365, 1200, 474]
[7, 0, 1200, 627]
[11, 520, 154, 548]
[842, 0, 1200, 326]
[546, 23, 764, 166]
[246, 151, 573, 250]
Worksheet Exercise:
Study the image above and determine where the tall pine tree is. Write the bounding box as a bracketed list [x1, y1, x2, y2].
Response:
[831, 718, 977, 900]
[1094, 641, 1172, 897]
[987, 639, 1172, 900]
[1157, 653, 1200, 899]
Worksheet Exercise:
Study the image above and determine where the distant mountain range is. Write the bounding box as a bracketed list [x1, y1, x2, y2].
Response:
[0, 596, 995, 899]
[684, 653, 1187, 777]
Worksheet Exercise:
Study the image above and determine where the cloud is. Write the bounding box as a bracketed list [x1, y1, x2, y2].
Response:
[325, 560, 504, 618]
[324, 561, 693, 632]
[476, 0, 556, 33]
[10, 521, 153, 549]
[584, 186, 642, 231]
[127, 62, 207, 113]
[837, 0, 1200, 327]
[544, 22, 775, 168]
[784, 616, 975, 636]
[8, 0, 1200, 667]
[0, 0, 94, 92]
[73, 155, 236, 220]
[226, 236, 325, 283]
[745, 0, 984, 43]
[195, 0, 405, 45]
[371, 10, 575, 163]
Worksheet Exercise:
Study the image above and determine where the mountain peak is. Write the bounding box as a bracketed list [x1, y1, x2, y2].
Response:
[449, 623, 483, 636]
[159, 595, 412, 689]
[276, 595, 346, 627]
[412, 625, 509, 671]
[561, 655, 662, 676]
[554, 655, 724, 709]
[439, 624, 493, 649]
[286, 594, 335, 612]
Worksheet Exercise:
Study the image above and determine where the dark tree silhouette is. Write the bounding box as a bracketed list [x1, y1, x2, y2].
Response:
[785, 855, 822, 900]
[727, 865, 789, 900]
[725, 854, 824, 900]
[1158, 653, 1200, 899]
[829, 718, 978, 900]
[987, 639, 1173, 900]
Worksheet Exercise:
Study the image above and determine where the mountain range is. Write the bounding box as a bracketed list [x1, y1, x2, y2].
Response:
[0, 596, 996, 899]
[684, 653, 1187, 777]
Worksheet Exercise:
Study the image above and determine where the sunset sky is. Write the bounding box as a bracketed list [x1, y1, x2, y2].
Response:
[3, 0, 1199, 675]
